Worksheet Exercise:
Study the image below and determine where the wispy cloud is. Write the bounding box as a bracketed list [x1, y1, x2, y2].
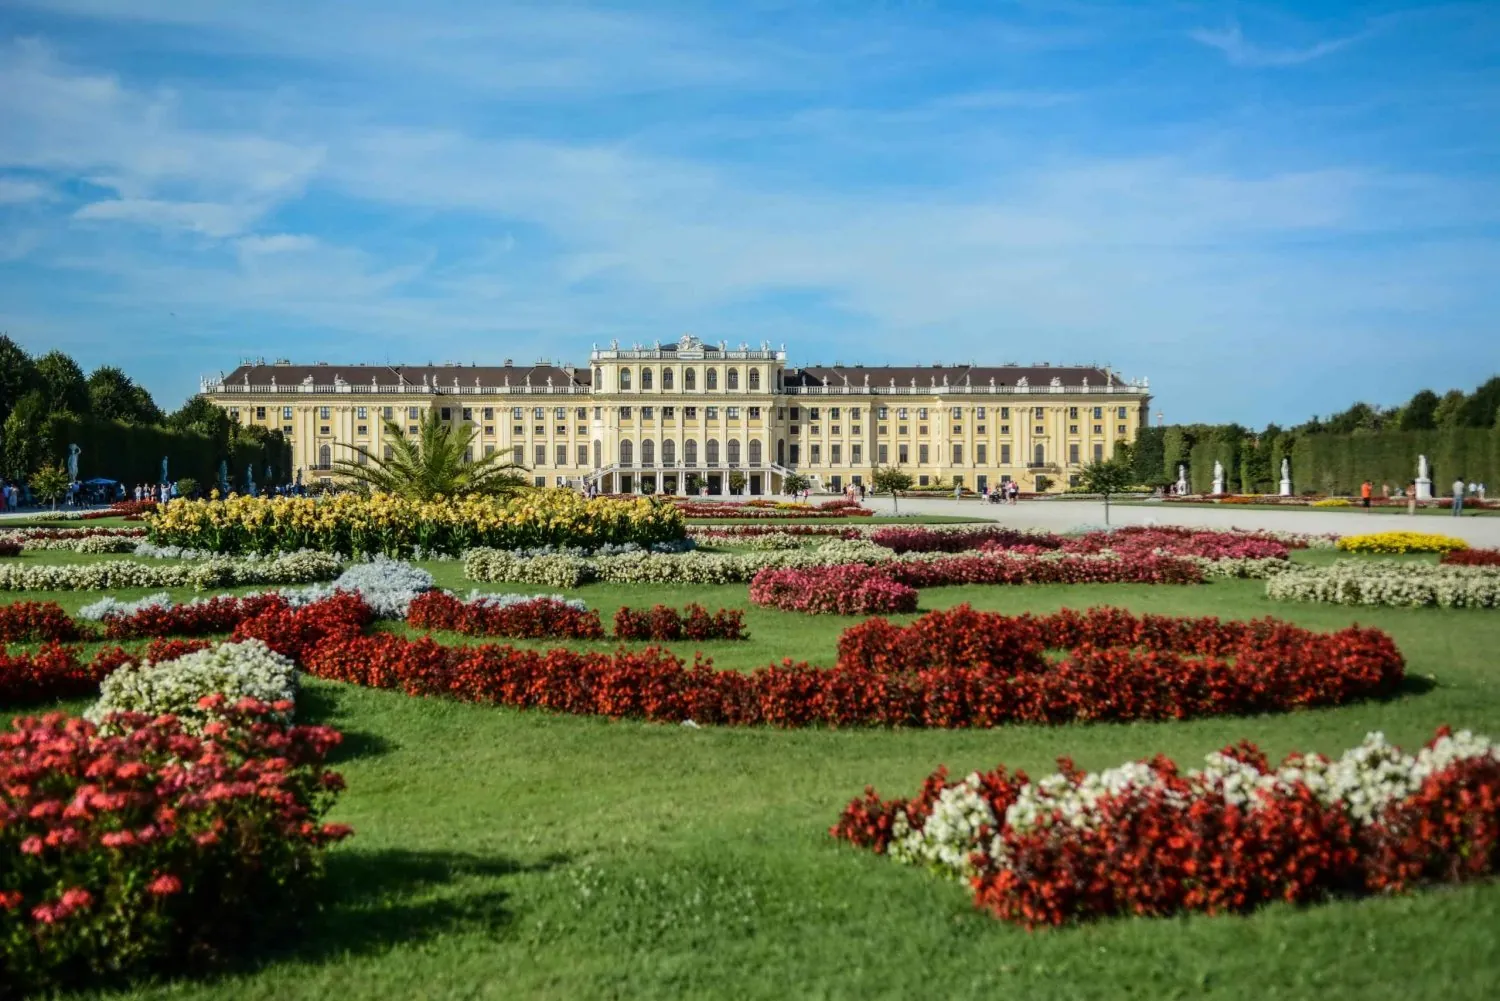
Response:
[0, 177, 54, 203]
[1189, 22, 1368, 67]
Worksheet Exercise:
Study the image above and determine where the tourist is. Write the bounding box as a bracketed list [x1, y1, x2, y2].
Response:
[953, 482, 962, 501]
[1452, 476, 1466, 516]
[1407, 482, 1417, 516]
[858, 482, 866, 501]
[1360, 480, 1372, 510]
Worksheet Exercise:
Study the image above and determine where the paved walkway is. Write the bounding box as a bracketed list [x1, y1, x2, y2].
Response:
[878, 496, 1500, 547]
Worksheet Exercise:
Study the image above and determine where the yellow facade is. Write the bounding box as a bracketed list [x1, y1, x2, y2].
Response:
[200, 336, 1150, 494]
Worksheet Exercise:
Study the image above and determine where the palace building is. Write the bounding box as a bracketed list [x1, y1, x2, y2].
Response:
[199, 335, 1151, 495]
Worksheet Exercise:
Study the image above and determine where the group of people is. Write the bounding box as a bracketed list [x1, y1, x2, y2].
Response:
[1358, 478, 1488, 516]
[981, 481, 1022, 505]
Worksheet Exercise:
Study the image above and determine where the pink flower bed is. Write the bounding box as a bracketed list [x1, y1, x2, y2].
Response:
[749, 565, 918, 615]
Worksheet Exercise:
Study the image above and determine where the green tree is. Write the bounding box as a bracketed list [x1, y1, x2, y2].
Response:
[781, 471, 810, 495]
[30, 463, 71, 512]
[870, 465, 912, 512]
[167, 395, 232, 448]
[1432, 389, 1468, 428]
[332, 412, 528, 500]
[1, 390, 48, 481]
[728, 470, 746, 495]
[0, 334, 39, 429]
[88, 366, 163, 424]
[1399, 389, 1439, 430]
[33, 350, 90, 417]
[1079, 456, 1134, 525]
[1462, 376, 1500, 428]
[175, 477, 200, 498]
[1161, 425, 1187, 480]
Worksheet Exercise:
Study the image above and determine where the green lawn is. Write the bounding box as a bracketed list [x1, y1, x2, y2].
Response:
[4, 549, 1500, 1000]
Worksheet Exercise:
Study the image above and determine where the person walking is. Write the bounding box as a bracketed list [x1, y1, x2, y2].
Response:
[1406, 482, 1417, 516]
[1360, 480, 1372, 511]
[1452, 476, 1466, 516]
[953, 482, 962, 501]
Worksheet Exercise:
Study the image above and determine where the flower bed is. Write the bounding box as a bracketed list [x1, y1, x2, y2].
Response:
[87, 640, 297, 732]
[0, 539, 19, 558]
[87, 593, 293, 639]
[1336, 531, 1468, 554]
[675, 500, 874, 519]
[870, 526, 1063, 554]
[1061, 526, 1290, 561]
[830, 727, 1499, 927]
[0, 530, 143, 553]
[612, 604, 748, 641]
[688, 525, 858, 541]
[750, 565, 919, 615]
[0, 550, 341, 592]
[0, 601, 85, 643]
[0, 644, 135, 705]
[1442, 547, 1500, 567]
[1266, 561, 1500, 608]
[146, 490, 686, 556]
[407, 591, 604, 639]
[1, 700, 349, 992]
[883, 552, 1204, 588]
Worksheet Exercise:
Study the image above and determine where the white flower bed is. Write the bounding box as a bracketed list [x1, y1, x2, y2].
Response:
[0, 532, 140, 553]
[893, 731, 1500, 880]
[1265, 561, 1500, 608]
[738, 532, 809, 551]
[464, 541, 899, 588]
[0, 549, 341, 592]
[87, 639, 297, 732]
[77, 592, 176, 621]
[1185, 555, 1297, 579]
[460, 589, 588, 612]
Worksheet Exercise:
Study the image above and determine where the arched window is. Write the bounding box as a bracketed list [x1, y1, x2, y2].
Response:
[593, 440, 602, 469]
[642, 440, 655, 466]
[777, 439, 785, 465]
[641, 368, 653, 390]
[706, 368, 718, 390]
[749, 440, 762, 466]
[685, 368, 696, 391]
[707, 439, 720, 466]
[749, 369, 760, 391]
[663, 439, 676, 464]
[662, 368, 674, 390]
[619, 368, 631, 391]
[727, 368, 739, 390]
[727, 440, 741, 466]
[593, 367, 602, 389]
[318, 444, 331, 468]
[1033, 443, 1045, 466]
[685, 439, 698, 466]
[620, 440, 634, 466]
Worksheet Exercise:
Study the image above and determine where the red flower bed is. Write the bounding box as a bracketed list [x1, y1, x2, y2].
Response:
[690, 525, 858, 540]
[229, 592, 372, 660]
[676, 501, 874, 519]
[406, 591, 604, 639]
[100, 593, 294, 640]
[612, 604, 747, 641]
[0, 645, 135, 705]
[1441, 547, 1500, 566]
[832, 727, 1499, 928]
[1, 699, 349, 992]
[1, 527, 147, 541]
[750, 565, 919, 615]
[0, 539, 20, 557]
[869, 526, 1064, 554]
[0, 601, 86, 643]
[835, 605, 1404, 718]
[883, 553, 1205, 588]
[1061, 527, 1289, 560]
[96, 499, 159, 521]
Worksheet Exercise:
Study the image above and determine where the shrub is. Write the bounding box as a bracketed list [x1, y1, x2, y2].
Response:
[1336, 531, 1468, 554]
[0, 701, 349, 992]
[0, 539, 21, 557]
[0, 644, 134, 705]
[87, 640, 298, 732]
[612, 604, 748, 641]
[1313, 497, 1352, 507]
[869, 526, 1062, 554]
[0, 551, 342, 592]
[749, 565, 919, 615]
[406, 591, 604, 639]
[1440, 547, 1500, 567]
[0, 601, 85, 643]
[1266, 561, 1500, 608]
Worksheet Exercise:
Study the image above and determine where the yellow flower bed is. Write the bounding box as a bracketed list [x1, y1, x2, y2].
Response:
[1312, 497, 1352, 508]
[1335, 531, 1469, 554]
[146, 490, 686, 557]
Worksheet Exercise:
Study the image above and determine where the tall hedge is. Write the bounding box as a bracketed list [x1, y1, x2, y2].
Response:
[1289, 427, 1499, 495]
[41, 414, 291, 488]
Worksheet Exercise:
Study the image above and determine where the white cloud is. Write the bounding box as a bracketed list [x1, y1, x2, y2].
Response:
[73, 198, 267, 237]
[1189, 22, 1366, 67]
[0, 177, 53, 203]
[236, 233, 318, 255]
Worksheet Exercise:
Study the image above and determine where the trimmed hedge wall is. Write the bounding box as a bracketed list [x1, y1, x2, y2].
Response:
[1290, 428, 1499, 496]
[41, 414, 292, 488]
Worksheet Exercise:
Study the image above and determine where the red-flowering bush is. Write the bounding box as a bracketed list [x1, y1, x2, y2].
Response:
[0, 644, 136, 705]
[0, 601, 86, 643]
[612, 604, 747, 641]
[1363, 753, 1500, 892]
[883, 553, 1204, 588]
[1441, 547, 1500, 566]
[870, 526, 1064, 554]
[100, 593, 293, 640]
[99, 499, 159, 520]
[0, 527, 146, 542]
[1059, 526, 1290, 561]
[0, 539, 20, 557]
[406, 591, 604, 639]
[229, 591, 372, 660]
[750, 565, 919, 615]
[0, 698, 350, 992]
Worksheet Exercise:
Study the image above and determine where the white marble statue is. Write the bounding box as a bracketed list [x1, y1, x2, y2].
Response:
[1212, 460, 1225, 495]
[1279, 457, 1292, 497]
[1416, 453, 1433, 500]
[1176, 463, 1188, 496]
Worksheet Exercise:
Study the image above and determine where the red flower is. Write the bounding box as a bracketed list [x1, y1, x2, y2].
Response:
[146, 874, 182, 896]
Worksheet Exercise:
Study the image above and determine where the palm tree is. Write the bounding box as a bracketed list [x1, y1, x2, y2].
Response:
[333, 412, 530, 499]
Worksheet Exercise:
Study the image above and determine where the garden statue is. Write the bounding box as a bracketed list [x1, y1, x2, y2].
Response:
[160, 456, 168, 485]
[1416, 454, 1433, 500]
[218, 460, 229, 494]
[67, 444, 80, 481]
[1176, 464, 1188, 496]
[246, 464, 257, 497]
[1279, 457, 1292, 496]
[1212, 460, 1225, 495]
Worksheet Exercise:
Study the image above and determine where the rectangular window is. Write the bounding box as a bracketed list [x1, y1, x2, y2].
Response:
[381, 406, 392, 419]
[319, 406, 331, 420]
[533, 426, 543, 435]
[642, 406, 654, 420]
[1094, 443, 1105, 462]
[513, 424, 523, 435]
[877, 406, 888, 420]
[253, 406, 266, 420]
[977, 425, 986, 434]
[878, 425, 888, 435]
[952, 444, 962, 464]
[320, 425, 330, 435]
[809, 407, 821, 420]
[706, 406, 719, 419]
[951, 407, 962, 418]
[952, 425, 962, 435]
[357, 424, 368, 436]
[811, 444, 822, 463]
[831, 443, 842, 464]
[557, 425, 566, 435]
[852, 424, 861, 435]
[484, 425, 494, 435]
[898, 425, 908, 435]
[556, 445, 567, 466]
[533, 407, 544, 419]
[384, 445, 394, 460]
[810, 425, 820, 435]
[1093, 407, 1103, 419]
[789, 407, 800, 420]
[748, 406, 760, 418]
[577, 444, 587, 466]
[831, 425, 840, 435]
[851, 408, 861, 419]
[357, 406, 367, 419]
[1093, 424, 1103, 434]
[463, 447, 472, 464]
[685, 407, 698, 419]
[409, 407, 421, 419]
[513, 445, 524, 464]
[897, 408, 908, 420]
[663, 406, 675, 419]
[534, 445, 546, 466]
[878, 444, 888, 463]
[282, 425, 292, 434]
[1118, 406, 1128, 419]
[976, 407, 986, 419]
[462, 408, 472, 421]
[512, 407, 523, 419]
[1035, 426, 1044, 435]
[229, 408, 240, 421]
[593, 407, 602, 419]
[1001, 444, 1011, 464]
[1070, 425, 1079, 434]
[555, 407, 566, 420]
[918, 425, 928, 436]
[999, 406, 1010, 420]
[1069, 407, 1079, 419]
[1033, 407, 1044, 419]
[409, 425, 418, 435]
[919, 444, 929, 464]
[919, 475, 930, 487]
[899, 444, 909, 463]
[284, 406, 295, 420]
[727, 406, 740, 418]
[918, 408, 928, 419]
[576, 408, 587, 419]
[852, 444, 862, 463]
[483, 407, 494, 420]
[1000, 425, 1009, 434]
[1118, 425, 1127, 435]
[830, 407, 840, 419]
[977, 444, 987, 464]
[620, 406, 632, 419]
[441, 408, 452, 421]
[485, 445, 496, 457]
[1069, 443, 1080, 464]
[790, 443, 801, 464]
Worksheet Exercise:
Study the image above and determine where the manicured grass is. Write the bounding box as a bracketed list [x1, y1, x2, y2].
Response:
[5, 550, 1500, 999]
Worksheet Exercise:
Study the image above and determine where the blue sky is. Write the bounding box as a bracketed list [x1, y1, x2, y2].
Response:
[1, 0, 1496, 425]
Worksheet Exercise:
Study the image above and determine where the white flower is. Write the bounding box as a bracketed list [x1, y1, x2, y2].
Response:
[88, 638, 296, 732]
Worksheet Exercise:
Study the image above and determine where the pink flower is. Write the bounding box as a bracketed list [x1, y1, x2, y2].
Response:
[147, 873, 182, 896]
[59, 887, 93, 910]
[20, 835, 43, 855]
